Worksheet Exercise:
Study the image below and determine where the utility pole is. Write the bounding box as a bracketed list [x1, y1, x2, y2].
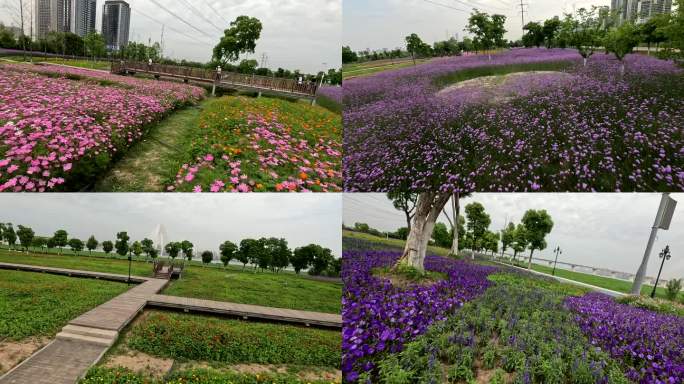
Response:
[631, 193, 677, 295]
[160, 24, 165, 59]
[19, 0, 26, 61]
[552, 246, 562, 276]
[517, 0, 528, 34]
[650, 246, 671, 298]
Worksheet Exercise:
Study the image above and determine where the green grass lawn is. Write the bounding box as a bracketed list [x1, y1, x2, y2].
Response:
[0, 249, 154, 277]
[0, 55, 110, 70]
[342, 59, 430, 79]
[164, 265, 341, 313]
[343, 230, 451, 256]
[0, 270, 129, 340]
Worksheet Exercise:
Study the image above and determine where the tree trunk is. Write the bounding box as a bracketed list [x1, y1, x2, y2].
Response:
[405, 211, 412, 232]
[620, 62, 625, 78]
[647, 43, 651, 56]
[527, 248, 535, 270]
[449, 192, 460, 256]
[583, 57, 587, 67]
[411, 52, 416, 66]
[398, 192, 451, 271]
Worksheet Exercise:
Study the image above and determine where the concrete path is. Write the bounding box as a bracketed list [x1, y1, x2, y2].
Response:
[0, 262, 341, 384]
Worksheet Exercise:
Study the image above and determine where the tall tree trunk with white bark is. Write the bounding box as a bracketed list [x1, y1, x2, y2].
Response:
[398, 192, 451, 271]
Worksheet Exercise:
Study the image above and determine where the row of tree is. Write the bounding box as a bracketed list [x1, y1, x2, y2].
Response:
[387, 193, 554, 270]
[522, 3, 684, 62]
[0, 224, 339, 277]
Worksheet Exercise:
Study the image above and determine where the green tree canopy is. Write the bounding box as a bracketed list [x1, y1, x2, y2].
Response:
[86, 235, 98, 255]
[102, 240, 114, 254]
[219, 240, 238, 267]
[212, 15, 262, 65]
[115, 232, 130, 257]
[53, 229, 68, 254]
[164, 242, 181, 259]
[16, 225, 34, 250]
[522, 210, 554, 269]
[201, 250, 214, 264]
[68, 238, 84, 254]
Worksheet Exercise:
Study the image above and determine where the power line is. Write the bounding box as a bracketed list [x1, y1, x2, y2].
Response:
[421, 0, 468, 12]
[147, 0, 215, 40]
[200, 0, 229, 26]
[517, 0, 529, 32]
[131, 7, 213, 47]
[177, 0, 224, 33]
[451, 0, 508, 13]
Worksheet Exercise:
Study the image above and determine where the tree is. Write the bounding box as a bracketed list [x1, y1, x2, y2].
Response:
[465, 202, 491, 254]
[86, 235, 98, 255]
[291, 245, 315, 274]
[53, 229, 68, 254]
[342, 46, 358, 63]
[523, 22, 544, 48]
[102, 240, 114, 255]
[466, 10, 506, 60]
[235, 240, 250, 268]
[180, 240, 194, 261]
[4, 224, 17, 250]
[164, 242, 181, 259]
[511, 224, 528, 262]
[219, 240, 238, 268]
[141, 238, 154, 259]
[131, 241, 143, 258]
[237, 58, 258, 74]
[115, 232, 130, 257]
[388, 192, 417, 231]
[212, 16, 262, 65]
[237, 238, 265, 270]
[500, 222, 516, 257]
[570, 7, 602, 66]
[398, 192, 452, 271]
[639, 15, 668, 55]
[604, 22, 639, 77]
[46, 237, 57, 252]
[16, 225, 34, 251]
[83, 32, 105, 59]
[265, 238, 290, 273]
[442, 193, 468, 256]
[483, 231, 499, 255]
[542, 17, 561, 48]
[432, 222, 451, 248]
[201, 250, 214, 264]
[522, 210, 554, 269]
[68, 238, 83, 255]
[661, 0, 684, 60]
[405, 33, 430, 65]
[310, 246, 334, 276]
[149, 248, 159, 259]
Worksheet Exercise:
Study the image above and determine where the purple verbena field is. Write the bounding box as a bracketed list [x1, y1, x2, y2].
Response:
[341, 249, 496, 382]
[566, 292, 684, 383]
[343, 48, 684, 192]
[0, 63, 204, 192]
[318, 85, 343, 104]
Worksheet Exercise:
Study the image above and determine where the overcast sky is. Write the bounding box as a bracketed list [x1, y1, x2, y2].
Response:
[344, 193, 684, 280]
[1, 0, 341, 73]
[344, 0, 609, 51]
[0, 194, 342, 257]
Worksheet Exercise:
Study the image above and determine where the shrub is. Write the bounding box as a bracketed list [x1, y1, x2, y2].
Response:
[665, 278, 683, 301]
[201, 250, 214, 264]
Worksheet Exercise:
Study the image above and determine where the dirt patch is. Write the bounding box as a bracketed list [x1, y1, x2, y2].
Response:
[436, 71, 575, 105]
[104, 350, 174, 378]
[179, 361, 341, 382]
[373, 267, 447, 289]
[0, 337, 50, 374]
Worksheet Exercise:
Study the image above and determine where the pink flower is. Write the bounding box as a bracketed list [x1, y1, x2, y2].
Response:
[193, 185, 202, 192]
[204, 154, 214, 162]
[185, 173, 195, 182]
[237, 183, 250, 192]
[7, 165, 19, 173]
[63, 163, 72, 171]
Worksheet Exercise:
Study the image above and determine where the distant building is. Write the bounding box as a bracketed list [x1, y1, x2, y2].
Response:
[614, 0, 672, 24]
[102, 0, 130, 51]
[35, 0, 97, 38]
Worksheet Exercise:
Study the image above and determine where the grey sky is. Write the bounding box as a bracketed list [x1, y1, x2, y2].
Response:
[344, 193, 684, 280]
[344, 0, 609, 51]
[0, 193, 342, 257]
[1, 0, 341, 73]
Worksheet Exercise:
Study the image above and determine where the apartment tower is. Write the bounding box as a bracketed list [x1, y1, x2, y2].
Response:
[102, 0, 130, 51]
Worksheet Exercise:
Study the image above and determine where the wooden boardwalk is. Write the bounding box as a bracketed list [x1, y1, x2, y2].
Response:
[112, 61, 319, 100]
[149, 295, 342, 328]
[0, 263, 341, 383]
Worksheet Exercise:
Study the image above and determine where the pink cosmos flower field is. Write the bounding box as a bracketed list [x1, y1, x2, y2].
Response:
[0, 64, 204, 192]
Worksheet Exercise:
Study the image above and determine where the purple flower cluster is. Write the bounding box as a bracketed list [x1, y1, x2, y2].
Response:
[343, 48, 684, 192]
[318, 86, 343, 104]
[565, 292, 684, 383]
[341, 250, 496, 382]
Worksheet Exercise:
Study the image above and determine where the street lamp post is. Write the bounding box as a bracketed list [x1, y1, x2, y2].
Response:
[650, 245, 671, 298]
[127, 252, 132, 286]
[552, 246, 562, 276]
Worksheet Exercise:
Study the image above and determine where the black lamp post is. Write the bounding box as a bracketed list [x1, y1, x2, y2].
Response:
[552, 246, 562, 276]
[127, 250, 132, 286]
[650, 245, 671, 298]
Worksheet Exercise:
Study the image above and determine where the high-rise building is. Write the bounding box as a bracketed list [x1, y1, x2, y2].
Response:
[102, 0, 130, 51]
[35, 0, 97, 38]
[614, 0, 672, 24]
[71, 0, 97, 37]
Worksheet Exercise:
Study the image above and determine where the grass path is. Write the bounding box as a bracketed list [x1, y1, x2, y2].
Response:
[93, 101, 207, 192]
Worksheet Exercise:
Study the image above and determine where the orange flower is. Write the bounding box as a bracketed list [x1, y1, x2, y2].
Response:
[299, 172, 308, 180]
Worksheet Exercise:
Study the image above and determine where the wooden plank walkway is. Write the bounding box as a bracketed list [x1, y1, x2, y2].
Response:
[0, 339, 108, 384]
[148, 294, 342, 328]
[0, 262, 148, 283]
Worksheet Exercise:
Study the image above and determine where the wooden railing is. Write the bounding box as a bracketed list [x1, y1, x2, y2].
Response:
[111, 61, 318, 96]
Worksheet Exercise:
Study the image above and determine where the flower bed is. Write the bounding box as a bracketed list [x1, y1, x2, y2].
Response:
[0, 64, 204, 191]
[341, 250, 496, 381]
[566, 292, 684, 383]
[168, 96, 341, 192]
[343, 48, 684, 192]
